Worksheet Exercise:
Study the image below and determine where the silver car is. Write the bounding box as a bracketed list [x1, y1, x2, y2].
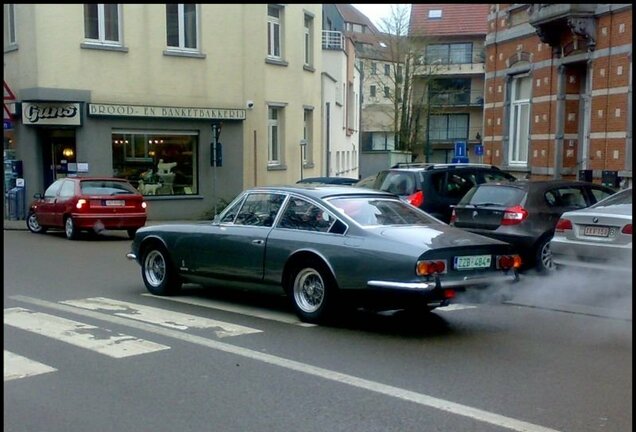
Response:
[550, 188, 632, 273]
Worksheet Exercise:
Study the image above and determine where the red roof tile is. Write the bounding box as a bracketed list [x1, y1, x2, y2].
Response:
[409, 4, 489, 37]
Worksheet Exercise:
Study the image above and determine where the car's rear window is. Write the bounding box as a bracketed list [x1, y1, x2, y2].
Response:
[461, 185, 525, 206]
[81, 180, 138, 195]
[378, 172, 417, 195]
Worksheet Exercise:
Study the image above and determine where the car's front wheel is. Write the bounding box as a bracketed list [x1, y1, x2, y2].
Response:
[26, 211, 47, 234]
[64, 216, 79, 240]
[141, 244, 181, 296]
[287, 259, 339, 324]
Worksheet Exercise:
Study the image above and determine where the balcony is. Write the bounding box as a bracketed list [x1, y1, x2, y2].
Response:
[528, 4, 597, 50]
[322, 30, 344, 50]
[429, 90, 484, 107]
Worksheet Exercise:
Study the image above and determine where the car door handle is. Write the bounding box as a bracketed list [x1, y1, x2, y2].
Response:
[251, 239, 264, 245]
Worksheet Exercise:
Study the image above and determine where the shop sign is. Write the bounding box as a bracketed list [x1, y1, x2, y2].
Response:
[22, 102, 82, 126]
[88, 103, 246, 120]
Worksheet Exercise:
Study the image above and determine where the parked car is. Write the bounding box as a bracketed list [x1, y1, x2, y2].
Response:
[26, 177, 147, 240]
[364, 163, 517, 223]
[354, 174, 377, 189]
[296, 176, 359, 186]
[127, 185, 521, 324]
[550, 187, 632, 273]
[449, 180, 616, 272]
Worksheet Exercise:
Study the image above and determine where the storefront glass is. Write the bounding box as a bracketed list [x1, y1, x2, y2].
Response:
[112, 130, 198, 196]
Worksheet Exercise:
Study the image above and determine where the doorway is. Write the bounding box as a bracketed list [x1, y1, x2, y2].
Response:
[39, 129, 76, 189]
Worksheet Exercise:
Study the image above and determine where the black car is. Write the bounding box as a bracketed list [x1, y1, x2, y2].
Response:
[296, 176, 359, 186]
[449, 180, 616, 272]
[365, 163, 517, 223]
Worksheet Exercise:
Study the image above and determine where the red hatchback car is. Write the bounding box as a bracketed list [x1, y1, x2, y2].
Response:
[26, 177, 147, 240]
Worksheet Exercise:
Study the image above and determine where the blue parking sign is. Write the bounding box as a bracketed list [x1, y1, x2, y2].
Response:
[474, 144, 484, 156]
[454, 141, 466, 157]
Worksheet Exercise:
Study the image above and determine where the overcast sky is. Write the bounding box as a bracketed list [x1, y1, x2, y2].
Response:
[351, 4, 411, 28]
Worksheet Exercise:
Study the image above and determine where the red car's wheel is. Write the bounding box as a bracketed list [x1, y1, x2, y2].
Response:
[26, 211, 47, 234]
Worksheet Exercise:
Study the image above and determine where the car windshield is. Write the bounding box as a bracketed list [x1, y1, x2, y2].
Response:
[328, 197, 437, 226]
[461, 185, 525, 206]
[592, 188, 632, 207]
[81, 180, 138, 195]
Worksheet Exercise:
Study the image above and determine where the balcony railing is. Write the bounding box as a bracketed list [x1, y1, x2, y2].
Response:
[528, 4, 596, 26]
[322, 30, 344, 50]
[429, 90, 484, 107]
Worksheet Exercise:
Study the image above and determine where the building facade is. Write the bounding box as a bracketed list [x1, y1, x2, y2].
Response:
[3, 4, 336, 220]
[483, 4, 632, 186]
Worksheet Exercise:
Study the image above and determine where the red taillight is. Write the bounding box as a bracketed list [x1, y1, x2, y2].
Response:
[501, 205, 528, 225]
[450, 209, 457, 225]
[622, 224, 632, 235]
[408, 191, 424, 208]
[416, 260, 447, 276]
[555, 218, 573, 232]
[442, 289, 456, 299]
[76, 199, 88, 210]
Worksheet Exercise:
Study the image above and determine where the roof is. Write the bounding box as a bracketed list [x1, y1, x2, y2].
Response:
[336, 4, 379, 32]
[409, 4, 489, 37]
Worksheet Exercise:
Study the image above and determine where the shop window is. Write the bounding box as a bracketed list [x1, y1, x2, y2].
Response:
[112, 131, 198, 196]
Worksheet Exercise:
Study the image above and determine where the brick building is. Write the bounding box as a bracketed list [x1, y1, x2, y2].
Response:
[483, 4, 631, 187]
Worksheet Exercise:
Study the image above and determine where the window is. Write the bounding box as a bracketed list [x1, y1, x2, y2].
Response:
[428, 9, 442, 19]
[84, 4, 121, 46]
[4, 4, 17, 46]
[426, 43, 472, 65]
[268, 106, 283, 165]
[304, 15, 313, 66]
[429, 114, 469, 141]
[370, 85, 376, 98]
[384, 86, 390, 98]
[44, 180, 64, 198]
[166, 4, 198, 51]
[267, 5, 282, 59]
[371, 62, 377, 75]
[429, 78, 471, 105]
[303, 109, 313, 164]
[279, 197, 334, 232]
[384, 64, 390, 76]
[59, 180, 76, 198]
[508, 75, 531, 165]
[112, 130, 198, 196]
[234, 193, 285, 227]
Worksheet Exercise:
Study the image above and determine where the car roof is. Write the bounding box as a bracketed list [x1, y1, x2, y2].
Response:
[389, 163, 504, 172]
[248, 184, 396, 200]
[296, 176, 358, 184]
[59, 176, 132, 182]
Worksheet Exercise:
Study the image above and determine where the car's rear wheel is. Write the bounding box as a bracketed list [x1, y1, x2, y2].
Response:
[64, 216, 79, 240]
[535, 236, 555, 273]
[141, 244, 181, 296]
[287, 259, 339, 324]
[26, 211, 47, 234]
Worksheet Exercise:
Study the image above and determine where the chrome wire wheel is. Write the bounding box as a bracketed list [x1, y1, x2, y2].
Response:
[293, 268, 325, 314]
[143, 249, 166, 288]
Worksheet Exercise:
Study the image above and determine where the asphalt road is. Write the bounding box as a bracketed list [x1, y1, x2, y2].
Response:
[3, 229, 632, 432]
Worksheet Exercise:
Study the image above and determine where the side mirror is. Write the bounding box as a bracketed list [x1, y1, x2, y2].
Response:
[33, 193, 43, 199]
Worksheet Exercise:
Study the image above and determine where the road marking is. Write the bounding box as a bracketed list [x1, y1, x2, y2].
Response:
[4, 350, 57, 381]
[4, 307, 170, 358]
[10, 295, 560, 432]
[61, 297, 263, 337]
[436, 304, 477, 312]
[141, 293, 317, 327]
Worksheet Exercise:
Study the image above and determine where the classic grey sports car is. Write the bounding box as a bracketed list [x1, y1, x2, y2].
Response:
[127, 185, 521, 324]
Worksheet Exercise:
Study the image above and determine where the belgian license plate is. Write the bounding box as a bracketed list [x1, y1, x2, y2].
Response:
[583, 225, 609, 237]
[105, 200, 125, 206]
[454, 255, 491, 270]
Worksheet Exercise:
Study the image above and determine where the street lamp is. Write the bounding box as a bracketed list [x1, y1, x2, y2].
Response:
[299, 139, 307, 180]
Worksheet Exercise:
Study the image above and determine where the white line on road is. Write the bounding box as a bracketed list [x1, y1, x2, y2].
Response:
[4, 307, 170, 358]
[61, 297, 263, 337]
[10, 295, 561, 432]
[4, 350, 57, 381]
[141, 293, 317, 327]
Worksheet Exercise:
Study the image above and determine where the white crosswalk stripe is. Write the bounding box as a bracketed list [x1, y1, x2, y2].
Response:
[4, 350, 57, 381]
[60, 297, 263, 337]
[4, 307, 170, 358]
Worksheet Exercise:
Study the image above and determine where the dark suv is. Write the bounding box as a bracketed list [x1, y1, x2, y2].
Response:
[362, 163, 517, 223]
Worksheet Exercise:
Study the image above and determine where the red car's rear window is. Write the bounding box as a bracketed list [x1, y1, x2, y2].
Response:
[80, 180, 138, 195]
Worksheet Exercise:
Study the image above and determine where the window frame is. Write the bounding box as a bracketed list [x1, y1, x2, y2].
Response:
[83, 3, 122, 47]
[166, 3, 199, 53]
[268, 106, 283, 166]
[303, 14, 313, 67]
[4, 4, 17, 47]
[429, 113, 470, 141]
[267, 4, 283, 60]
[508, 74, 531, 166]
